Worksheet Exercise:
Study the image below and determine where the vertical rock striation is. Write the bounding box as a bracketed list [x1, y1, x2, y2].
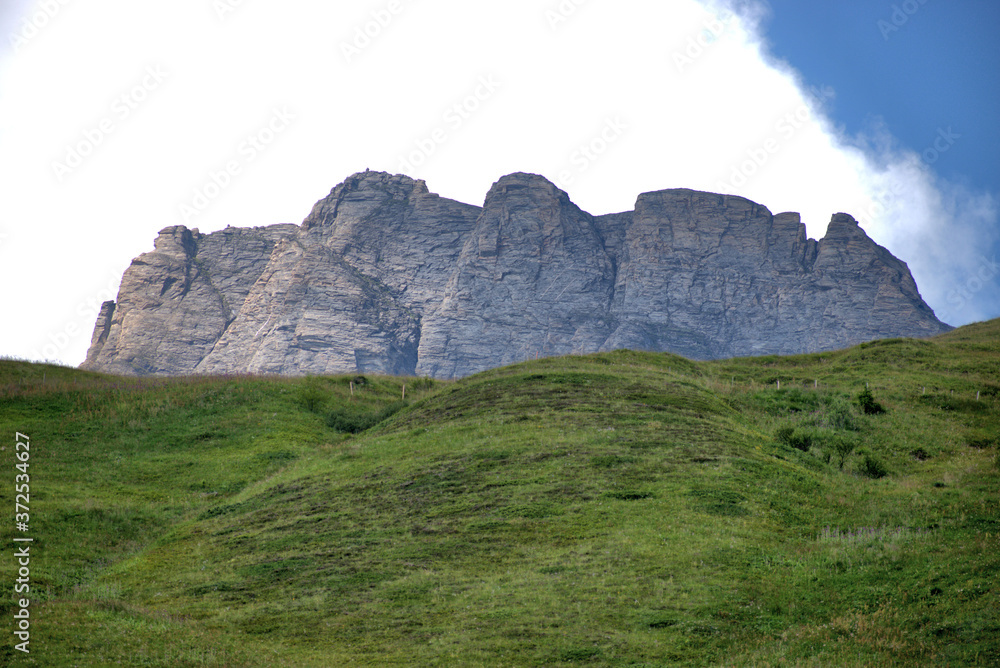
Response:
[415, 173, 617, 378]
[82, 171, 952, 378]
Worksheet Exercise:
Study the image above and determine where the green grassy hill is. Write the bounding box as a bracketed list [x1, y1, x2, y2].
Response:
[2, 320, 998, 666]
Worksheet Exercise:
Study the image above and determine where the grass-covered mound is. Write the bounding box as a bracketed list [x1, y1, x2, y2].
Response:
[1, 320, 998, 666]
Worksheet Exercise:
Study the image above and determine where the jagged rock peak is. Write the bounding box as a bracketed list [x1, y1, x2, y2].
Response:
[153, 225, 198, 256]
[82, 172, 952, 378]
[302, 170, 432, 231]
[487, 172, 569, 197]
[337, 170, 429, 198]
[831, 212, 857, 223]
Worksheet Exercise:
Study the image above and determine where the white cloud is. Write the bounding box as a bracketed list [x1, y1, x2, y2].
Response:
[0, 0, 995, 366]
[844, 129, 1000, 325]
[704, 0, 999, 327]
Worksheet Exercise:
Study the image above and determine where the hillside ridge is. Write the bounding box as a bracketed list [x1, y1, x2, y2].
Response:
[4, 319, 997, 665]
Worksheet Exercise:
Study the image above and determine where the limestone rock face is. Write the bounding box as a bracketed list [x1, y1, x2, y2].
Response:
[83, 224, 298, 375]
[415, 173, 617, 378]
[82, 171, 952, 378]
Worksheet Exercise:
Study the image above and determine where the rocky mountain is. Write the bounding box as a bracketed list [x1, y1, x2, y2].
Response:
[82, 171, 951, 378]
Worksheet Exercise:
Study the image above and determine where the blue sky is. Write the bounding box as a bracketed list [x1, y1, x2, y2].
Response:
[749, 0, 1000, 327]
[760, 0, 999, 194]
[0, 0, 997, 365]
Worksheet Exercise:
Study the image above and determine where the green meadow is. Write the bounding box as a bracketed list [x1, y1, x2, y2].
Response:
[1, 320, 998, 666]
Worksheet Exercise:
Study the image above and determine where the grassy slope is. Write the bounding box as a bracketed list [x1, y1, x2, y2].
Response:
[0, 320, 997, 666]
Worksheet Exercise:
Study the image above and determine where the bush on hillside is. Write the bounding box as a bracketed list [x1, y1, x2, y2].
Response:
[774, 425, 796, 446]
[775, 426, 814, 452]
[857, 387, 886, 415]
[775, 426, 859, 471]
[858, 451, 889, 479]
[830, 434, 857, 470]
[823, 395, 860, 430]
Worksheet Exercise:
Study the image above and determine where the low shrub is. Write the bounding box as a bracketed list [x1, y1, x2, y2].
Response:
[326, 409, 371, 434]
[830, 434, 857, 470]
[775, 425, 814, 451]
[775, 426, 861, 470]
[788, 431, 814, 452]
[775, 425, 795, 446]
[823, 395, 860, 430]
[858, 451, 889, 479]
[857, 387, 886, 415]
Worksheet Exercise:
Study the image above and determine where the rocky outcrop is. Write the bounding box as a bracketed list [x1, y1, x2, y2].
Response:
[82, 224, 298, 375]
[415, 175, 617, 378]
[82, 171, 952, 378]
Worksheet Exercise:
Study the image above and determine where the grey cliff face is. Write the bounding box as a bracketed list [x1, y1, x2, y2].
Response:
[82, 171, 952, 378]
[416, 174, 617, 378]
